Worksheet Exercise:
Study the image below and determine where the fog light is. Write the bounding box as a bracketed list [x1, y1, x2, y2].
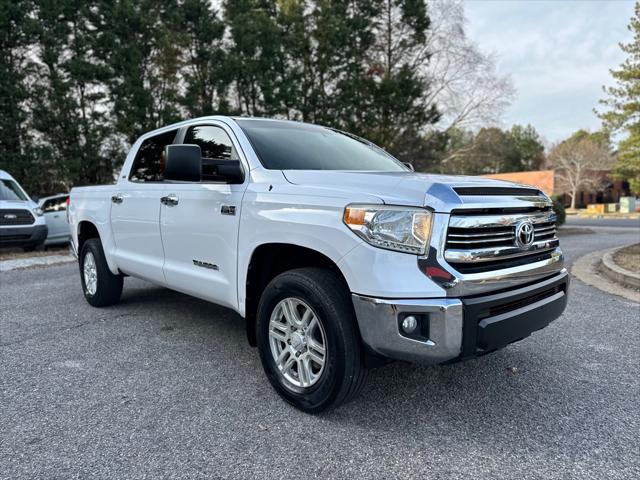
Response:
[402, 315, 418, 333]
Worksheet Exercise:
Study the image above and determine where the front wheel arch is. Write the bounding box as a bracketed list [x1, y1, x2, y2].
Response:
[244, 243, 351, 347]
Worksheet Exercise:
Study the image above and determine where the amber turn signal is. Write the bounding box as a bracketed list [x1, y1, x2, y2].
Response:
[343, 207, 366, 226]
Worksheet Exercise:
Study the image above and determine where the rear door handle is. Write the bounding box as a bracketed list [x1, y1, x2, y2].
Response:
[160, 194, 179, 206]
[111, 194, 123, 204]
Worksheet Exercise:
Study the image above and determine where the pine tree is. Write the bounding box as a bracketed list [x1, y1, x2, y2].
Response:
[597, 3, 640, 193]
[509, 125, 545, 171]
[94, 0, 183, 144]
[0, 0, 35, 193]
[28, 0, 118, 194]
[181, 0, 230, 117]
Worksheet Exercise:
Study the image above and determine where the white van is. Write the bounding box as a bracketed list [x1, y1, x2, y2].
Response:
[0, 170, 48, 251]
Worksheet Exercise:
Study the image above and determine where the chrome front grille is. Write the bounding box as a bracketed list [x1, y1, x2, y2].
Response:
[444, 207, 559, 273]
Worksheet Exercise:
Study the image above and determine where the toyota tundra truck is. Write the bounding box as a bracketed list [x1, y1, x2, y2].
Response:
[68, 116, 568, 412]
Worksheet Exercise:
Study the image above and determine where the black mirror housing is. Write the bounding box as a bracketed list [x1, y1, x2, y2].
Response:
[164, 144, 202, 182]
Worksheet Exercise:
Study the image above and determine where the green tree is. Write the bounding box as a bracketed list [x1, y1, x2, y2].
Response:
[597, 2, 640, 193]
[360, 0, 440, 154]
[94, 0, 183, 144]
[29, 0, 116, 194]
[224, 0, 285, 116]
[439, 127, 520, 175]
[181, 0, 230, 117]
[0, 0, 35, 193]
[510, 124, 545, 171]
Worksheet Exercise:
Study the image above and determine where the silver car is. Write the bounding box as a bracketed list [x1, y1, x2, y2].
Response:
[39, 194, 70, 246]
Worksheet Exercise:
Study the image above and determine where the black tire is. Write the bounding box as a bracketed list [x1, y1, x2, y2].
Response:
[79, 238, 123, 307]
[256, 268, 368, 413]
[23, 243, 43, 252]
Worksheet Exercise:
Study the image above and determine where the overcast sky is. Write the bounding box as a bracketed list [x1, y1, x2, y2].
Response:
[463, 0, 635, 144]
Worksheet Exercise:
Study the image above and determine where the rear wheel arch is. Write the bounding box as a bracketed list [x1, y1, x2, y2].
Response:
[77, 221, 100, 253]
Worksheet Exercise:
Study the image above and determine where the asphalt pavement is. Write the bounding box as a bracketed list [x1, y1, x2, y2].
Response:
[1, 227, 639, 479]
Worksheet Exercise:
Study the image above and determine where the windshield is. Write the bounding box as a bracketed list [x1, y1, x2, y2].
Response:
[0, 179, 29, 201]
[236, 119, 408, 171]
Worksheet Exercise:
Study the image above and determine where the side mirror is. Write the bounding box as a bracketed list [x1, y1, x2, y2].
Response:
[403, 162, 415, 172]
[164, 144, 202, 182]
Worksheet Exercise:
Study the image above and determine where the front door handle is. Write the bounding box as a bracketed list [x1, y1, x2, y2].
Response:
[160, 194, 179, 206]
[111, 194, 123, 204]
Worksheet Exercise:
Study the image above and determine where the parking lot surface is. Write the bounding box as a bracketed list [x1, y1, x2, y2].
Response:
[1, 227, 639, 479]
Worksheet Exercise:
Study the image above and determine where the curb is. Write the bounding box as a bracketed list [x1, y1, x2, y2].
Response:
[601, 246, 640, 290]
[0, 254, 75, 272]
[571, 247, 640, 303]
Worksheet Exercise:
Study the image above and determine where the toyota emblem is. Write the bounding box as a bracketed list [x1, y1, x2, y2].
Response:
[515, 220, 535, 249]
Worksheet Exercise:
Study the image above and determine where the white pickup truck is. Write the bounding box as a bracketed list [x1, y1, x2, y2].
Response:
[69, 116, 568, 412]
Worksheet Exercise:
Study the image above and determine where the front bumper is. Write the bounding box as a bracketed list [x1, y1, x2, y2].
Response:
[352, 269, 569, 364]
[0, 225, 48, 248]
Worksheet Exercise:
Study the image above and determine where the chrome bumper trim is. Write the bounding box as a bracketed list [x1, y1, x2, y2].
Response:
[444, 239, 559, 263]
[352, 294, 463, 364]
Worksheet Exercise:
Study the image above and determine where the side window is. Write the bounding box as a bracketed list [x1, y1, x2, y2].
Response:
[129, 129, 178, 182]
[184, 125, 240, 181]
[42, 196, 67, 213]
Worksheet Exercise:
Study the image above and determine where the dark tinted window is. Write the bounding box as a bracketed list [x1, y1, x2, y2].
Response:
[129, 129, 178, 182]
[184, 125, 239, 181]
[184, 125, 238, 161]
[236, 119, 407, 171]
[42, 196, 68, 212]
[0, 179, 28, 201]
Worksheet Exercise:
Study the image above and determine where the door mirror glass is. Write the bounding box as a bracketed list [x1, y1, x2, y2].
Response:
[164, 144, 202, 182]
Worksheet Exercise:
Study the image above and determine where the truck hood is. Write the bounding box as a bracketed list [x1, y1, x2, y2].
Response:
[0, 199, 37, 209]
[282, 170, 547, 212]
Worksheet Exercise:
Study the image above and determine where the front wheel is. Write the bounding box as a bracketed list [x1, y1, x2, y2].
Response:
[256, 268, 368, 413]
[79, 238, 123, 307]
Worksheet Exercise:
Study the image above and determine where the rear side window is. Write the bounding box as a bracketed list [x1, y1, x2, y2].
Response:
[129, 129, 178, 182]
[42, 196, 68, 213]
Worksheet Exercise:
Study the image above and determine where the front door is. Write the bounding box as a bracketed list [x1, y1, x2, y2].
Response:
[160, 124, 246, 309]
[110, 129, 177, 284]
[41, 195, 69, 242]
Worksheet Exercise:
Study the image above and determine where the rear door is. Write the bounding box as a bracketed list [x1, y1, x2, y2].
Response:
[160, 123, 247, 309]
[110, 129, 176, 284]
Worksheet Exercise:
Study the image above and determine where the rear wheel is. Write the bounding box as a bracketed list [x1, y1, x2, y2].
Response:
[256, 268, 368, 413]
[79, 238, 123, 307]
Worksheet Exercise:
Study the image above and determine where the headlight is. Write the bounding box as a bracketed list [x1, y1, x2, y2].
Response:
[32, 207, 44, 217]
[343, 205, 433, 254]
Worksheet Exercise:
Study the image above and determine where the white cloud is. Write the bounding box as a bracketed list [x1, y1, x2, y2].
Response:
[463, 0, 635, 141]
